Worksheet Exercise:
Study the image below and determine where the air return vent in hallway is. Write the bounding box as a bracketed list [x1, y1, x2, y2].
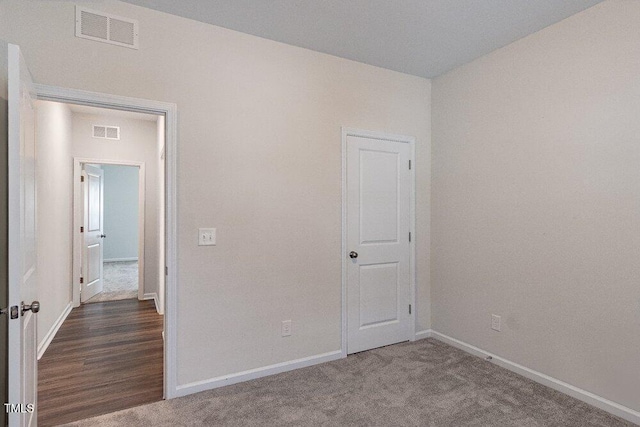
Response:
[93, 125, 120, 140]
[75, 7, 139, 49]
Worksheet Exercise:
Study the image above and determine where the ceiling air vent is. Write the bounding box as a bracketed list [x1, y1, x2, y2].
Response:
[76, 7, 139, 49]
[93, 125, 120, 140]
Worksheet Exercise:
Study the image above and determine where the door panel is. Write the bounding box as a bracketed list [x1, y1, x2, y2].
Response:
[359, 262, 399, 327]
[347, 134, 411, 354]
[87, 244, 101, 284]
[81, 165, 104, 302]
[87, 174, 100, 231]
[7, 43, 38, 427]
[360, 150, 399, 244]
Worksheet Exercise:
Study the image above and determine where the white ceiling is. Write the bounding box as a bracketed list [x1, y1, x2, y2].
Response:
[121, 0, 602, 78]
[68, 103, 159, 122]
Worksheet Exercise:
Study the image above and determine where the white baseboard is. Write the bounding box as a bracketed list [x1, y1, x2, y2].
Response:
[37, 301, 73, 360]
[174, 350, 343, 398]
[430, 331, 640, 425]
[104, 257, 138, 263]
[414, 329, 433, 341]
[143, 292, 160, 314]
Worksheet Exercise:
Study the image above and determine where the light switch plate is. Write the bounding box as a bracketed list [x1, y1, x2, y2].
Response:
[198, 228, 216, 246]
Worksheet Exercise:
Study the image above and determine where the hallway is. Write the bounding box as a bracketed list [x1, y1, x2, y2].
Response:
[38, 299, 163, 426]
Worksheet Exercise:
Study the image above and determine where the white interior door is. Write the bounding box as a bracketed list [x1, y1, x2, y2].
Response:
[7, 43, 39, 427]
[81, 164, 105, 303]
[346, 134, 412, 354]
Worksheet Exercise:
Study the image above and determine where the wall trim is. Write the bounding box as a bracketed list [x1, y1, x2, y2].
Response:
[175, 350, 343, 398]
[104, 257, 138, 263]
[143, 292, 161, 314]
[414, 329, 433, 341]
[430, 331, 640, 425]
[341, 127, 417, 357]
[37, 301, 73, 360]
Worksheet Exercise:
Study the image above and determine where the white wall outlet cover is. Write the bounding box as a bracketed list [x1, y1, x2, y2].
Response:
[491, 314, 501, 332]
[281, 320, 292, 337]
[198, 228, 216, 246]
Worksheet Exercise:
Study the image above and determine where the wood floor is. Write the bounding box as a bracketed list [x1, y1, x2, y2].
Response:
[38, 299, 163, 426]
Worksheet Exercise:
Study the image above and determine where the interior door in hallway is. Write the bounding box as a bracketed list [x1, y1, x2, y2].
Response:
[81, 164, 105, 302]
[346, 134, 412, 354]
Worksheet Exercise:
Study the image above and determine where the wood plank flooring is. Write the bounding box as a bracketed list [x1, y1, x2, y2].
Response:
[38, 299, 163, 426]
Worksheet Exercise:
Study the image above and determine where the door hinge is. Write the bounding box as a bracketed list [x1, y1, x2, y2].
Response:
[81, 175, 85, 183]
[1, 306, 19, 319]
[80, 226, 84, 233]
[409, 160, 412, 170]
[165, 266, 168, 276]
[409, 232, 412, 242]
[409, 304, 412, 315]
[80, 277, 84, 284]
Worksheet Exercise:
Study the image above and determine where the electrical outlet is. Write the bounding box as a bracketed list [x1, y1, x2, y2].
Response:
[281, 320, 292, 337]
[198, 228, 216, 246]
[491, 314, 501, 332]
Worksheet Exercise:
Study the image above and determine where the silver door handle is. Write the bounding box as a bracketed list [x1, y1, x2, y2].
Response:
[349, 251, 358, 259]
[21, 301, 40, 316]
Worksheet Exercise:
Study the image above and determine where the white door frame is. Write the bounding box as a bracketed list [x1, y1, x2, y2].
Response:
[34, 83, 179, 399]
[73, 159, 146, 305]
[341, 127, 417, 358]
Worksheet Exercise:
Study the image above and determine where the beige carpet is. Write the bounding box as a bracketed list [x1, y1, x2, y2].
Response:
[85, 261, 138, 303]
[62, 338, 632, 427]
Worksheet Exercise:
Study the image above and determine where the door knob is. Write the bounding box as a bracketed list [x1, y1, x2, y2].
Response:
[349, 251, 358, 259]
[99, 234, 107, 238]
[21, 301, 40, 316]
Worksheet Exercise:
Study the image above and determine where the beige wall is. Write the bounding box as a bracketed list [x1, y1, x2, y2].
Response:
[71, 112, 160, 300]
[432, 0, 640, 412]
[35, 101, 73, 356]
[0, 1, 431, 386]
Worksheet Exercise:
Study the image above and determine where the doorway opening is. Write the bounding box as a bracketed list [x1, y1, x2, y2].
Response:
[74, 161, 145, 305]
[34, 100, 166, 425]
[86, 163, 142, 303]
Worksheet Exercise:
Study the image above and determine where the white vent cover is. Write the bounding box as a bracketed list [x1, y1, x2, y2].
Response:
[93, 125, 120, 140]
[76, 7, 139, 49]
